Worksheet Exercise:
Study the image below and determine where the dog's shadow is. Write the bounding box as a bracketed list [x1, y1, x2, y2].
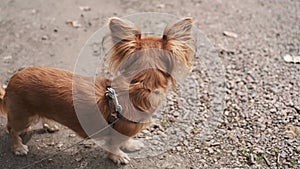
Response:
[0, 117, 122, 169]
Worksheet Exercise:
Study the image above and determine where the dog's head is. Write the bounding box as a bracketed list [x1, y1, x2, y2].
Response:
[108, 17, 194, 113]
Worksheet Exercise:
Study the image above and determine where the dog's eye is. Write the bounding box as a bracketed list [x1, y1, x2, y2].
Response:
[153, 89, 160, 95]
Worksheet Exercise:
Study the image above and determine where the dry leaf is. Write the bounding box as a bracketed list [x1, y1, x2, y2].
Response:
[284, 124, 300, 138]
[223, 31, 238, 38]
[156, 4, 165, 8]
[286, 124, 300, 134]
[3, 56, 12, 60]
[283, 54, 300, 63]
[79, 6, 91, 11]
[66, 20, 82, 28]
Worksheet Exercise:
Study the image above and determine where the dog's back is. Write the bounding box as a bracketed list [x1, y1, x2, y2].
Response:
[4, 66, 110, 138]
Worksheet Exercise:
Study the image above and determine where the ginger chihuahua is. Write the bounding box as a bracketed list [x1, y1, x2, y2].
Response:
[0, 17, 194, 164]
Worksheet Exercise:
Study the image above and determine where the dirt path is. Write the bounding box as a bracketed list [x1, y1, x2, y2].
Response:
[0, 0, 299, 168]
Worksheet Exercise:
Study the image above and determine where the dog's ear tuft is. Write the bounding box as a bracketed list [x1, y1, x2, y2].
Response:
[163, 18, 192, 42]
[109, 17, 141, 43]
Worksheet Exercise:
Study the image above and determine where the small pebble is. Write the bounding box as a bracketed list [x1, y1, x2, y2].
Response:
[31, 9, 37, 14]
[183, 140, 189, 146]
[176, 146, 182, 151]
[173, 111, 180, 117]
[41, 35, 48, 40]
[231, 150, 238, 156]
[207, 147, 214, 154]
[75, 157, 82, 162]
[270, 108, 276, 113]
[142, 129, 150, 134]
[152, 140, 159, 145]
[57, 142, 63, 148]
[48, 142, 55, 146]
[69, 133, 76, 137]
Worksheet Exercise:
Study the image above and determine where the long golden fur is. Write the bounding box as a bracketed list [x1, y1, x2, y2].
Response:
[0, 17, 194, 164]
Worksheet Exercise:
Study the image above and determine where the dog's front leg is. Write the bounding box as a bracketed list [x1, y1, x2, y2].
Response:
[105, 137, 131, 165]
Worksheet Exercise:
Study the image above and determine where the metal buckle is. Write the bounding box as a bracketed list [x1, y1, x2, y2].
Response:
[106, 87, 123, 117]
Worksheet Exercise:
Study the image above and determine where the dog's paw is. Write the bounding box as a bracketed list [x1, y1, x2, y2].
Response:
[13, 144, 29, 155]
[122, 139, 144, 152]
[108, 151, 130, 165]
[43, 123, 59, 133]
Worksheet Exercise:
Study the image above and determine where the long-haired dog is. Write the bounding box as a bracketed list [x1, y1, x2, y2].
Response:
[0, 17, 194, 164]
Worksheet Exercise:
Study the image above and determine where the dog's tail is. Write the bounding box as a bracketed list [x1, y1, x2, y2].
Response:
[0, 84, 6, 117]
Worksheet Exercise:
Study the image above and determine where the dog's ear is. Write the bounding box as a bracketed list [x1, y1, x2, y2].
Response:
[162, 18, 194, 83]
[109, 17, 141, 44]
[162, 18, 193, 43]
[109, 18, 141, 73]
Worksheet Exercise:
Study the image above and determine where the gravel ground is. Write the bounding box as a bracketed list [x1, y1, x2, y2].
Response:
[0, 0, 299, 169]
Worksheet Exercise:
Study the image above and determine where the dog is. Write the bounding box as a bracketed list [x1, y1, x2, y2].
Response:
[0, 17, 194, 164]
